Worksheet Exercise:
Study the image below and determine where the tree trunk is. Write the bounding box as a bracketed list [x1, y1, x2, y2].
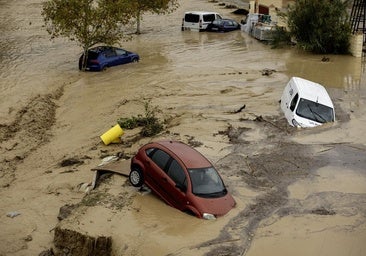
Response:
[80, 47, 88, 71]
[136, 10, 141, 34]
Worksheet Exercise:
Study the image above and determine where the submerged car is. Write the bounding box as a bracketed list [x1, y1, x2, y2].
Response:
[129, 140, 236, 219]
[206, 18, 240, 32]
[280, 77, 335, 128]
[79, 46, 139, 71]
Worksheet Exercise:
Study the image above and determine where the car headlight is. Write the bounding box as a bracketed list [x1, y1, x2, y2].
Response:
[203, 213, 216, 220]
[291, 119, 301, 127]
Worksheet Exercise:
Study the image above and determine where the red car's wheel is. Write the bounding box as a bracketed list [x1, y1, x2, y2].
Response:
[129, 167, 144, 187]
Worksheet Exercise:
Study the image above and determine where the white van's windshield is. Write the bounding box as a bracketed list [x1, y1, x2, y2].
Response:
[296, 98, 334, 123]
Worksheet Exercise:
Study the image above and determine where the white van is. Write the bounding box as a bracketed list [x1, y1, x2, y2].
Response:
[181, 11, 222, 31]
[280, 77, 335, 128]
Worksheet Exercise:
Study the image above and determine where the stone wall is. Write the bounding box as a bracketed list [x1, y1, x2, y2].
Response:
[350, 33, 364, 57]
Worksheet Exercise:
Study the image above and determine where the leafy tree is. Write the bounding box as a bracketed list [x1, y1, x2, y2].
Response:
[287, 0, 351, 54]
[42, 0, 135, 70]
[130, 0, 179, 34]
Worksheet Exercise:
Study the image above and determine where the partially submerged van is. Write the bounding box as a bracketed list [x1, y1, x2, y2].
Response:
[182, 11, 222, 31]
[280, 77, 335, 128]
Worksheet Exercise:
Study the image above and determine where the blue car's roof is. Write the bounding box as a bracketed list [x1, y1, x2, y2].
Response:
[89, 46, 116, 53]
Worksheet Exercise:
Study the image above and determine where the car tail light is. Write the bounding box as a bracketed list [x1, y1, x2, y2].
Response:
[90, 60, 99, 64]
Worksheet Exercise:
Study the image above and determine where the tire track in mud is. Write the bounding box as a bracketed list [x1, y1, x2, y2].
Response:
[198, 141, 320, 256]
[194, 117, 366, 256]
[0, 86, 64, 187]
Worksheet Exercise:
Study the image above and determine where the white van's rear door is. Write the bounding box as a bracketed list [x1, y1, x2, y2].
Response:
[281, 79, 298, 126]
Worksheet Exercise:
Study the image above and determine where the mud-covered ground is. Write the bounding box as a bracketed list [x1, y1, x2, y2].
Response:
[1, 0, 366, 255]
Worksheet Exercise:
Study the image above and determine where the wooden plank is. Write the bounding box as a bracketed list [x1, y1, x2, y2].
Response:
[91, 160, 130, 177]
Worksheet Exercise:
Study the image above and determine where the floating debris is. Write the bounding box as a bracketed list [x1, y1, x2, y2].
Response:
[6, 211, 21, 218]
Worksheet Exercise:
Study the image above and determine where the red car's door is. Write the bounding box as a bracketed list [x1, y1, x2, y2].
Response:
[147, 149, 175, 205]
[163, 158, 189, 210]
[147, 149, 188, 209]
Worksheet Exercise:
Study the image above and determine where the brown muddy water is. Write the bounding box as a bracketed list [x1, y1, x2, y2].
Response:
[1, 0, 366, 255]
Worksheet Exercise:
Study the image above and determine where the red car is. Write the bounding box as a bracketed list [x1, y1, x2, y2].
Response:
[129, 140, 236, 219]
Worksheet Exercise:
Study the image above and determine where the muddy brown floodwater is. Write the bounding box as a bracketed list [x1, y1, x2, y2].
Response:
[1, 0, 366, 255]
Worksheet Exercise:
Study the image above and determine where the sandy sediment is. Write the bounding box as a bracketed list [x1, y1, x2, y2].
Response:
[1, 0, 365, 255]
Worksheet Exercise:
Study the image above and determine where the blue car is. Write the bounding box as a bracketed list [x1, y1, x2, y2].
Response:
[206, 19, 241, 32]
[79, 46, 139, 71]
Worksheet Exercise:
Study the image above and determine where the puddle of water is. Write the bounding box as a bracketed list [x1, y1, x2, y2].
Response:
[285, 50, 364, 89]
[68, 188, 241, 256]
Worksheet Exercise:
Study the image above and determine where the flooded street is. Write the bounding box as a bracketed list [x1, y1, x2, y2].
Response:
[1, 0, 366, 255]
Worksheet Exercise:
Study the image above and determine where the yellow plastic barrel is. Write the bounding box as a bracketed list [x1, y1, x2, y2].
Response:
[100, 124, 124, 145]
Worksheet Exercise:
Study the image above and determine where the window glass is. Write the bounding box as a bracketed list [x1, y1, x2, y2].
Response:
[115, 49, 127, 56]
[87, 51, 99, 60]
[104, 50, 116, 58]
[150, 149, 170, 170]
[188, 167, 226, 198]
[145, 148, 155, 157]
[203, 14, 216, 22]
[290, 93, 299, 111]
[185, 14, 199, 23]
[296, 98, 334, 123]
[167, 159, 186, 186]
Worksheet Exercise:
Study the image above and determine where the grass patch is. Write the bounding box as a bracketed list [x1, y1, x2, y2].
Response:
[117, 100, 164, 137]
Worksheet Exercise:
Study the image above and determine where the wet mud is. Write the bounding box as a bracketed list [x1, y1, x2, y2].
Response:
[0, 87, 64, 187]
[1, 0, 366, 255]
[199, 123, 366, 255]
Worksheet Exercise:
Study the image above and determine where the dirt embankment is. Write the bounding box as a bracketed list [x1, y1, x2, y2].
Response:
[0, 86, 64, 188]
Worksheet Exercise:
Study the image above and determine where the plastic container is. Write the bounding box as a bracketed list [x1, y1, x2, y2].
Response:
[100, 124, 124, 145]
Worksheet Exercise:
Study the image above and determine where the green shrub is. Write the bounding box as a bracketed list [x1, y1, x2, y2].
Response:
[270, 26, 293, 48]
[117, 100, 164, 137]
[117, 116, 139, 129]
[287, 0, 351, 54]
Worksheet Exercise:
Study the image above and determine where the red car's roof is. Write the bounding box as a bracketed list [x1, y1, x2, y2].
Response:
[152, 140, 212, 169]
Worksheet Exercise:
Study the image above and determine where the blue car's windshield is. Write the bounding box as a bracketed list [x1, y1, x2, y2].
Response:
[296, 98, 334, 123]
[188, 167, 227, 198]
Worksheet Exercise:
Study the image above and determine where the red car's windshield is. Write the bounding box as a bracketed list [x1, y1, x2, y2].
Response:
[188, 167, 227, 198]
